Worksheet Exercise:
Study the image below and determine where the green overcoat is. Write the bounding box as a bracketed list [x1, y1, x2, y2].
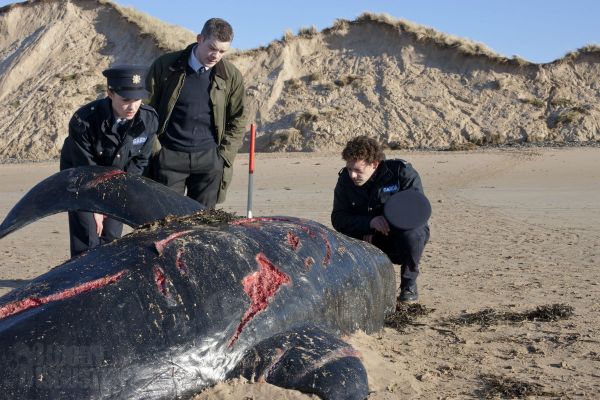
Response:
[146, 43, 246, 203]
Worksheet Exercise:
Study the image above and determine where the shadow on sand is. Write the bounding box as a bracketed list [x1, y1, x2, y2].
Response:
[0, 279, 32, 290]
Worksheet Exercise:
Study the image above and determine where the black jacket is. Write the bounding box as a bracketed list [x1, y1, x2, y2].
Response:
[60, 98, 158, 176]
[331, 159, 425, 239]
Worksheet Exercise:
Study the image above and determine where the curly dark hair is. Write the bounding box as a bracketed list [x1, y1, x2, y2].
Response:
[341, 136, 385, 164]
[200, 18, 234, 42]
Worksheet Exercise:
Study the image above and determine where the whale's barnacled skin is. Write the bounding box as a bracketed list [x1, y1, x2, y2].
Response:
[0, 166, 396, 400]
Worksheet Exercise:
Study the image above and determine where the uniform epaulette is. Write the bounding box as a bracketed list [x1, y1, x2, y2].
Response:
[140, 103, 158, 115]
[74, 99, 102, 120]
[69, 101, 100, 134]
[385, 158, 409, 169]
[389, 158, 408, 166]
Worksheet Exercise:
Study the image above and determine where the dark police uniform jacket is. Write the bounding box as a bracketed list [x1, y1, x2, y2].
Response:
[60, 98, 158, 175]
[331, 159, 425, 240]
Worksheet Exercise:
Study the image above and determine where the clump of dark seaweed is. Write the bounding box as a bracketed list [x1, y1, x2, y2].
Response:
[187, 209, 239, 225]
[141, 209, 239, 230]
[450, 304, 574, 327]
[477, 374, 561, 398]
[522, 303, 574, 321]
[385, 302, 434, 332]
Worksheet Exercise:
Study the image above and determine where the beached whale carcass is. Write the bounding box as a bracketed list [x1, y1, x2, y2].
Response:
[0, 166, 395, 399]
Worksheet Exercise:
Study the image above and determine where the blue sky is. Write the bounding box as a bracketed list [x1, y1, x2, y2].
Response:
[3, 0, 599, 63]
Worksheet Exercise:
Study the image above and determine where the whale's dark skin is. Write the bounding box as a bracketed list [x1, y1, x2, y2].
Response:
[0, 166, 396, 400]
[0, 166, 204, 239]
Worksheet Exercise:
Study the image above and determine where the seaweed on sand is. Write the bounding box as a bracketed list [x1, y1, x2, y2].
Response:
[385, 302, 434, 332]
[450, 303, 574, 327]
[477, 373, 561, 398]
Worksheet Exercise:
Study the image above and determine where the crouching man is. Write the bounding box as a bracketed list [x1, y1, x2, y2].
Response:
[331, 136, 430, 302]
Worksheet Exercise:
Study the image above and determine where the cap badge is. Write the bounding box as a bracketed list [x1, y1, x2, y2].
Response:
[132, 74, 141, 84]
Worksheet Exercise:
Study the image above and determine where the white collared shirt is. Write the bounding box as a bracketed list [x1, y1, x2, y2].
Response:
[188, 45, 209, 73]
[112, 118, 128, 135]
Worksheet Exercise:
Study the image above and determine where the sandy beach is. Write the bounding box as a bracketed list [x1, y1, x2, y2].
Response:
[1, 147, 599, 398]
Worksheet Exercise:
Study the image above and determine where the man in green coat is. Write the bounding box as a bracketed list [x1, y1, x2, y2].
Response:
[146, 18, 246, 206]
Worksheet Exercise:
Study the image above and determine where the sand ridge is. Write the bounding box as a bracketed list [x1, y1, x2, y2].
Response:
[0, 1, 599, 160]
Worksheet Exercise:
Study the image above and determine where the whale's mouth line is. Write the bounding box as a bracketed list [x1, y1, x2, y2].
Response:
[0, 270, 128, 320]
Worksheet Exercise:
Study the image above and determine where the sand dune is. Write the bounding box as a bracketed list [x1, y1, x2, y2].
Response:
[0, 1, 599, 160]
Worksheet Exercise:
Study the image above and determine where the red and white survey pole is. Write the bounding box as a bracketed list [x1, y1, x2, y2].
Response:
[246, 123, 256, 218]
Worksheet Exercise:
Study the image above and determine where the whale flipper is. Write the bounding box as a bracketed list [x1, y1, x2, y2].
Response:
[0, 166, 203, 238]
[228, 325, 369, 400]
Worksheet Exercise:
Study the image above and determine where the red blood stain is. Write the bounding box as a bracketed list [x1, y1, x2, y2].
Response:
[233, 218, 331, 266]
[300, 226, 330, 266]
[153, 266, 169, 297]
[175, 248, 188, 276]
[304, 257, 315, 271]
[0, 271, 127, 320]
[85, 170, 126, 188]
[321, 233, 331, 266]
[230, 217, 292, 226]
[229, 253, 291, 347]
[300, 226, 317, 239]
[286, 232, 300, 251]
[154, 230, 193, 255]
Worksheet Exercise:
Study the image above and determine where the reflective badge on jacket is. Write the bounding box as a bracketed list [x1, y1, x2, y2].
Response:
[379, 184, 400, 205]
[382, 184, 399, 193]
[132, 137, 147, 146]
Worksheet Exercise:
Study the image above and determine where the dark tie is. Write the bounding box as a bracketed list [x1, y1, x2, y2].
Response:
[199, 66, 207, 74]
[113, 119, 128, 136]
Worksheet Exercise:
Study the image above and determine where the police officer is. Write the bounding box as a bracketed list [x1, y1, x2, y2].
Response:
[60, 65, 158, 257]
[331, 136, 430, 302]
